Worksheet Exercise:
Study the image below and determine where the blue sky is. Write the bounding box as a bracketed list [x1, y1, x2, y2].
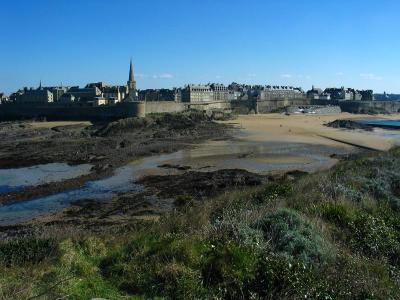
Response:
[1, 0, 399, 94]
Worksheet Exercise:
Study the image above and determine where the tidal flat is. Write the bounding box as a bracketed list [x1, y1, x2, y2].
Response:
[0, 112, 399, 234]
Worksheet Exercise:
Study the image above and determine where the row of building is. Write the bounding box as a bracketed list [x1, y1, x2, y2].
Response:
[1, 83, 307, 105]
[307, 86, 374, 101]
[0, 60, 376, 106]
[1, 60, 139, 106]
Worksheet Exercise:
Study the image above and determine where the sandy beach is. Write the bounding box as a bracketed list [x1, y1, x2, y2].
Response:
[227, 113, 400, 151]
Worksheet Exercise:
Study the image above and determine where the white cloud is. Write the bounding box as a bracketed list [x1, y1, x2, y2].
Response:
[336, 72, 344, 76]
[281, 74, 292, 78]
[360, 73, 383, 81]
[151, 73, 174, 79]
[136, 73, 149, 78]
[159, 73, 174, 79]
[247, 73, 257, 78]
[216, 75, 223, 79]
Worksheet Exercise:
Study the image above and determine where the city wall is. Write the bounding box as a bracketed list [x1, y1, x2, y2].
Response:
[0, 100, 233, 121]
[312, 99, 400, 114]
[0, 102, 145, 122]
[0, 98, 329, 121]
[230, 98, 310, 114]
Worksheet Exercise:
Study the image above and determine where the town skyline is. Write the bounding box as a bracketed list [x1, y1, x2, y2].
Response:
[1, 0, 400, 94]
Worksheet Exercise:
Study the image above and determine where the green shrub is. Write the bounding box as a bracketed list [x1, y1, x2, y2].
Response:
[201, 241, 259, 299]
[252, 182, 293, 204]
[320, 202, 356, 225]
[254, 254, 331, 299]
[101, 234, 208, 299]
[0, 238, 57, 266]
[253, 254, 392, 299]
[255, 208, 333, 264]
[349, 212, 400, 263]
[209, 206, 266, 250]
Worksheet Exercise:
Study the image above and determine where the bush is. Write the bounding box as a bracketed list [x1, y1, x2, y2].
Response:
[209, 205, 266, 250]
[320, 202, 355, 225]
[349, 212, 400, 263]
[101, 234, 208, 299]
[254, 254, 331, 299]
[252, 182, 293, 204]
[0, 238, 57, 266]
[255, 208, 332, 264]
[201, 241, 259, 299]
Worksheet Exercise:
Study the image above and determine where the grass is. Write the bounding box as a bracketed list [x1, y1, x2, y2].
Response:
[1, 148, 400, 299]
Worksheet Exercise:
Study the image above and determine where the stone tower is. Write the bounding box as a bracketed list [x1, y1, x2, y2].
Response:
[127, 59, 136, 95]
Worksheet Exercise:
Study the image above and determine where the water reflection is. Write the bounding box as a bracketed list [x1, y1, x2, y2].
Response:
[0, 163, 93, 194]
[0, 140, 345, 225]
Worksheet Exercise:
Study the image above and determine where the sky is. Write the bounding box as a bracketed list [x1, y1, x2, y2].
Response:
[1, 0, 399, 94]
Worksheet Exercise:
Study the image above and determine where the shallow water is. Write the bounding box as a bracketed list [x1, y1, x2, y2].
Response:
[0, 163, 93, 194]
[369, 128, 400, 145]
[134, 140, 343, 175]
[358, 119, 400, 128]
[0, 166, 144, 225]
[0, 140, 343, 226]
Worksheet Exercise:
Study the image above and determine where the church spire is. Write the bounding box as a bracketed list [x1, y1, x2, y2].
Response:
[129, 59, 134, 82]
[126, 58, 137, 101]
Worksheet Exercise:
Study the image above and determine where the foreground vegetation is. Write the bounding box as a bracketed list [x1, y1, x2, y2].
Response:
[1, 148, 400, 299]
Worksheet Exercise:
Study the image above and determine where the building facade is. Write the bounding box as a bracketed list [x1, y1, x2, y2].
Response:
[211, 84, 229, 101]
[68, 86, 102, 102]
[15, 87, 54, 103]
[102, 86, 127, 102]
[181, 84, 230, 103]
[181, 85, 214, 103]
[259, 86, 306, 100]
[138, 89, 176, 101]
[314, 87, 373, 101]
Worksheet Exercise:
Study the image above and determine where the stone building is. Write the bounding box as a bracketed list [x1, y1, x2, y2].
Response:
[359, 90, 374, 101]
[37, 86, 69, 102]
[324, 87, 353, 101]
[306, 86, 323, 99]
[228, 90, 242, 101]
[210, 84, 229, 101]
[174, 88, 182, 102]
[181, 84, 230, 103]
[86, 82, 108, 90]
[49, 87, 68, 102]
[93, 97, 108, 106]
[16, 86, 54, 103]
[181, 85, 214, 103]
[59, 93, 76, 103]
[260, 86, 306, 100]
[68, 86, 102, 102]
[102, 86, 127, 102]
[138, 89, 176, 101]
[323, 87, 369, 101]
[306, 87, 332, 100]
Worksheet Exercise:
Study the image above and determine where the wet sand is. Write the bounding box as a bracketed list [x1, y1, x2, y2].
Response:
[29, 121, 91, 129]
[130, 113, 400, 177]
